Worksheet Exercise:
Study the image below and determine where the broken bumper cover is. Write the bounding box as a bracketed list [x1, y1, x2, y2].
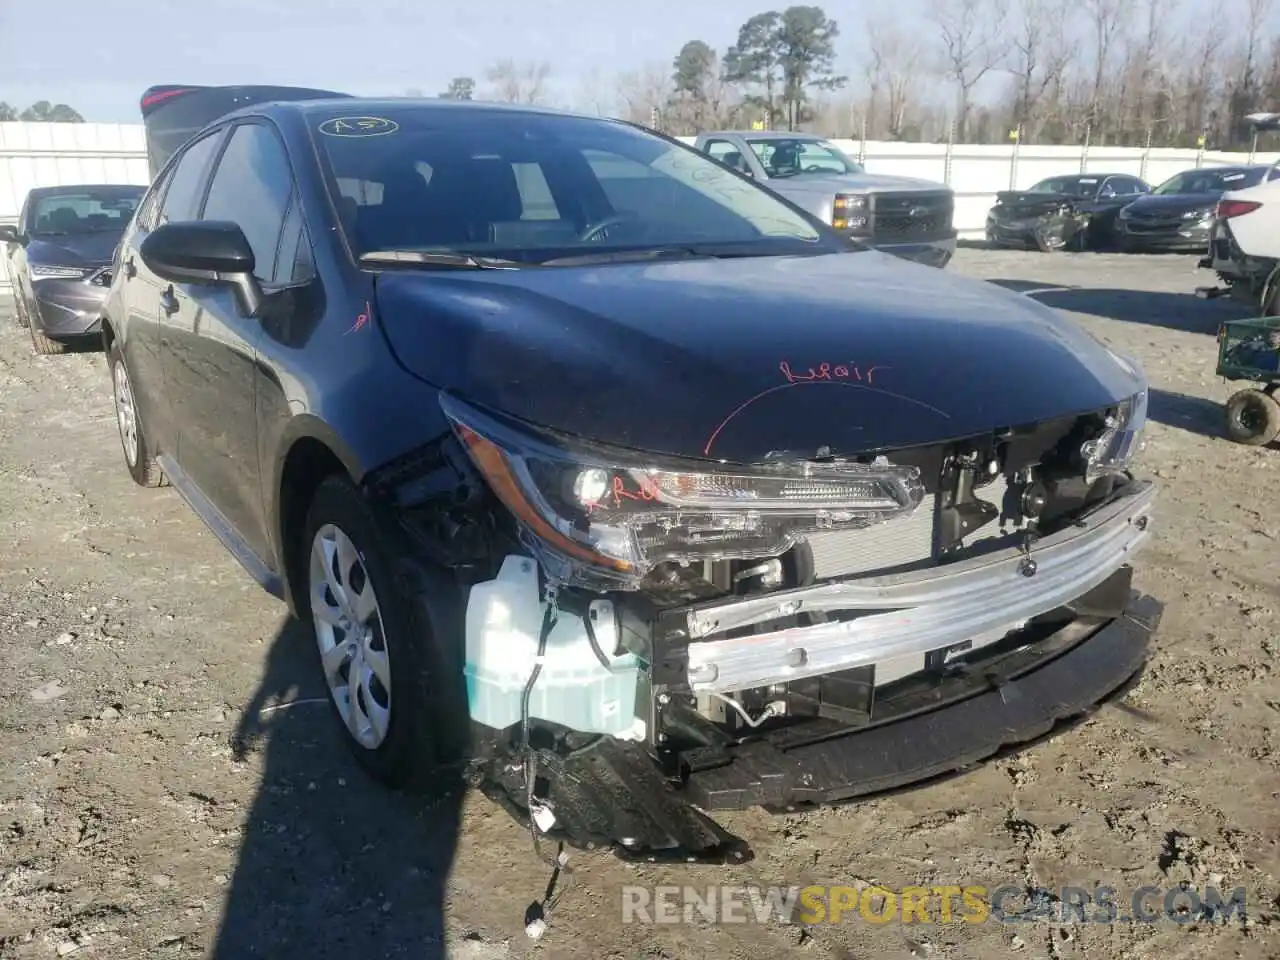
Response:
[486, 584, 1160, 857]
[679, 478, 1155, 694]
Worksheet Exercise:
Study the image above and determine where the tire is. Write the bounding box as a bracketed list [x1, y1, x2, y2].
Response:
[29, 323, 68, 355]
[1261, 266, 1280, 317]
[1225, 388, 1280, 446]
[299, 474, 469, 798]
[107, 340, 168, 487]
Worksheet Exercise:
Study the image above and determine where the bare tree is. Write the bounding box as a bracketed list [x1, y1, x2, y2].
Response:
[926, 0, 1009, 140]
[484, 59, 552, 104]
[863, 12, 919, 139]
[614, 62, 673, 127]
[1231, 0, 1276, 131]
[574, 68, 615, 116]
[1007, 0, 1075, 138]
[1081, 0, 1131, 137]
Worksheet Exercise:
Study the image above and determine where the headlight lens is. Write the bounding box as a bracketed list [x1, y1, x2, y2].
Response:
[1080, 350, 1147, 480]
[1182, 207, 1213, 219]
[30, 264, 90, 279]
[832, 193, 869, 232]
[441, 393, 925, 588]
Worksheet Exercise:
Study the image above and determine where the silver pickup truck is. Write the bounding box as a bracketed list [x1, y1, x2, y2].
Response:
[692, 130, 957, 268]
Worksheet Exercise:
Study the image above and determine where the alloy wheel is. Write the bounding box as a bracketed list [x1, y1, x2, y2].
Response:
[113, 359, 139, 468]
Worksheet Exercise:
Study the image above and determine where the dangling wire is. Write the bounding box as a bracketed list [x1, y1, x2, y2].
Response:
[518, 581, 575, 937]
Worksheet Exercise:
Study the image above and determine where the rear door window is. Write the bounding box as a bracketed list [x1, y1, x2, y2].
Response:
[157, 131, 224, 225]
[199, 122, 296, 285]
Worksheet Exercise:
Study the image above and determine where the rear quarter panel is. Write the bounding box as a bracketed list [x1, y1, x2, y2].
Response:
[1220, 179, 1280, 257]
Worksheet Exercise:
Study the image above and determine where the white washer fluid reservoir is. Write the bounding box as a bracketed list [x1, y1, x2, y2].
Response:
[463, 554, 644, 737]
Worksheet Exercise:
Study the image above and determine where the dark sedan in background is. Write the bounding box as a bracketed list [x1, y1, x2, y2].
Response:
[1, 183, 145, 354]
[1115, 165, 1280, 253]
[985, 173, 1150, 251]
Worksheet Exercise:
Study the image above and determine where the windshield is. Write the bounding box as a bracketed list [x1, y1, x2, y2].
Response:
[746, 138, 863, 177]
[1027, 176, 1100, 198]
[1153, 168, 1267, 195]
[309, 108, 835, 264]
[29, 187, 143, 236]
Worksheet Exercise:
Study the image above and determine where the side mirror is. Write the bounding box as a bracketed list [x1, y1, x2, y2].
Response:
[0, 224, 20, 244]
[140, 220, 262, 316]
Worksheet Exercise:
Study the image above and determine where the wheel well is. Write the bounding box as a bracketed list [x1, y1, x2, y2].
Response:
[100, 316, 115, 354]
[278, 437, 349, 614]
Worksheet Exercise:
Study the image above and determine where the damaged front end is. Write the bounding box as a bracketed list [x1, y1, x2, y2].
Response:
[374, 383, 1159, 861]
[1031, 204, 1090, 252]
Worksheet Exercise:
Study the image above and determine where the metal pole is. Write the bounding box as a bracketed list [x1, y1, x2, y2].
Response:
[943, 120, 955, 186]
[858, 114, 867, 165]
[1249, 129, 1259, 164]
[1080, 122, 1091, 173]
[1009, 125, 1021, 189]
[1140, 127, 1152, 182]
[1196, 127, 1207, 168]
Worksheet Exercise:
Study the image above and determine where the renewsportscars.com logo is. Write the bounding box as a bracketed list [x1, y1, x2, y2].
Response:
[620, 884, 1249, 926]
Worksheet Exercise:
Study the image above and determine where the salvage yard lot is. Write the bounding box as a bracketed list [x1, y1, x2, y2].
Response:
[0, 249, 1277, 960]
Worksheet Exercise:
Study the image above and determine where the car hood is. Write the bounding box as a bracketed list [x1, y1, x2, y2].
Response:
[372, 250, 1143, 463]
[765, 171, 949, 194]
[25, 231, 121, 267]
[1124, 193, 1220, 215]
[992, 192, 1080, 216]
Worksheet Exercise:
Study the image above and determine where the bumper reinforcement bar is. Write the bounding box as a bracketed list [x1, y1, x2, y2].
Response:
[684, 593, 1161, 810]
[682, 480, 1155, 693]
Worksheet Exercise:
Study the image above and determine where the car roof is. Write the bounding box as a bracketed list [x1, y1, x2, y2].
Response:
[27, 183, 145, 197]
[1035, 173, 1137, 180]
[1181, 164, 1271, 173]
[701, 130, 830, 141]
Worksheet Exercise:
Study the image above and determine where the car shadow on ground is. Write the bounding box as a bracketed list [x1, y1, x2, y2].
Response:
[1148, 388, 1227, 440]
[212, 617, 462, 960]
[988, 279, 1254, 334]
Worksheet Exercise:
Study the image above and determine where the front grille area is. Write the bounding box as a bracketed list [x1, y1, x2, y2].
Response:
[1122, 217, 1185, 235]
[804, 492, 937, 579]
[870, 192, 955, 242]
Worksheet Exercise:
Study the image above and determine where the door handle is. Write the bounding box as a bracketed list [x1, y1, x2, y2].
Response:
[160, 286, 179, 316]
[123, 257, 136, 279]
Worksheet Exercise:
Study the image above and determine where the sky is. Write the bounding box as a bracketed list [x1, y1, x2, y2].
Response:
[0, 0, 885, 123]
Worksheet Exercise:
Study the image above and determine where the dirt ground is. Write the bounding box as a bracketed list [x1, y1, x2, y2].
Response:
[0, 248, 1277, 960]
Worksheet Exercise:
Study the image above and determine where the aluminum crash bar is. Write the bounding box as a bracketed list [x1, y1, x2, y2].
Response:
[684, 480, 1156, 693]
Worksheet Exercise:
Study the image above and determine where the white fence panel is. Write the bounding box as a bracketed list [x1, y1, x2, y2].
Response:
[2, 120, 1278, 293]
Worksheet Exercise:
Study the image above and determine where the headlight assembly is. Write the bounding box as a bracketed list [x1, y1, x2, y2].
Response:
[832, 193, 869, 233]
[440, 393, 925, 588]
[1080, 349, 1148, 480]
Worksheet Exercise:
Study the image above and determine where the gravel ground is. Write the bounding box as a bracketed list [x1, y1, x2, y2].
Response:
[0, 249, 1277, 960]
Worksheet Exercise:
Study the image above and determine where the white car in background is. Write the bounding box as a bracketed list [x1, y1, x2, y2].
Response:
[1198, 113, 1280, 312]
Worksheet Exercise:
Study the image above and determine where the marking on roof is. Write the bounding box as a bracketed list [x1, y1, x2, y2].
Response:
[318, 117, 399, 138]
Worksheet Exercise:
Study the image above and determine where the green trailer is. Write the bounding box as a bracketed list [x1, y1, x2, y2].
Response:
[1217, 315, 1280, 445]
